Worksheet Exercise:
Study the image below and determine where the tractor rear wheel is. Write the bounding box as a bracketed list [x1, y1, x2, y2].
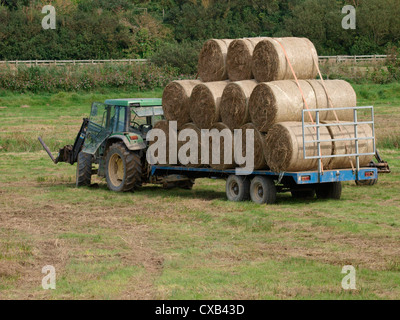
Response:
[76, 151, 93, 187]
[105, 143, 142, 192]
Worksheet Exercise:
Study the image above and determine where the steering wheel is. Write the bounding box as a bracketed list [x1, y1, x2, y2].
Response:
[131, 121, 141, 128]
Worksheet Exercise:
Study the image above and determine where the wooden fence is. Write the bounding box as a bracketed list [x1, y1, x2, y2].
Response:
[0, 55, 392, 66]
[0, 59, 147, 66]
[318, 55, 388, 63]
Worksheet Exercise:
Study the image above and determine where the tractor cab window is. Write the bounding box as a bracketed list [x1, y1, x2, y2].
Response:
[90, 102, 114, 129]
[84, 102, 115, 154]
[131, 106, 163, 126]
[130, 106, 163, 137]
[111, 106, 126, 132]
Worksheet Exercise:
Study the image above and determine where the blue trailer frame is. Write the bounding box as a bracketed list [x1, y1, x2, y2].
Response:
[150, 165, 378, 185]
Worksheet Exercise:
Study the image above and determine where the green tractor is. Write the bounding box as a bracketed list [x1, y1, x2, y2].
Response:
[39, 98, 193, 191]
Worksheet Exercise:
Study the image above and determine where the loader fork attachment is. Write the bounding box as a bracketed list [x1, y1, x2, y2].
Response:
[38, 118, 89, 165]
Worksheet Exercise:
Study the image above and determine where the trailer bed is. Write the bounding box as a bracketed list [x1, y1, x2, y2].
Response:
[150, 165, 378, 184]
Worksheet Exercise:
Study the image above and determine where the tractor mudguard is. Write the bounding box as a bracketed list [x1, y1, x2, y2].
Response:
[106, 134, 146, 152]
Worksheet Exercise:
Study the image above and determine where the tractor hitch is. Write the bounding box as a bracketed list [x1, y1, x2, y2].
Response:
[370, 150, 391, 174]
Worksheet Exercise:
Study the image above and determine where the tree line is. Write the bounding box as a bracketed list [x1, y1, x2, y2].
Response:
[0, 0, 399, 74]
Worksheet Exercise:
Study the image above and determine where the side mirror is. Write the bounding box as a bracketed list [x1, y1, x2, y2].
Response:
[91, 105, 98, 116]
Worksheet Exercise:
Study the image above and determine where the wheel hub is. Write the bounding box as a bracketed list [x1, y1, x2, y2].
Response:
[230, 181, 239, 196]
[109, 153, 124, 187]
[257, 185, 264, 198]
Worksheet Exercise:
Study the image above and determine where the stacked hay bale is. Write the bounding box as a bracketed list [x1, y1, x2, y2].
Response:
[177, 123, 203, 168]
[219, 80, 258, 130]
[155, 37, 373, 171]
[162, 80, 202, 129]
[248, 79, 356, 132]
[226, 37, 269, 81]
[189, 81, 229, 129]
[198, 39, 233, 82]
[251, 37, 319, 82]
[149, 120, 178, 165]
[323, 121, 374, 169]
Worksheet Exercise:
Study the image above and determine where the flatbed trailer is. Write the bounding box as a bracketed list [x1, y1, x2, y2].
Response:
[150, 106, 379, 204]
[150, 165, 378, 204]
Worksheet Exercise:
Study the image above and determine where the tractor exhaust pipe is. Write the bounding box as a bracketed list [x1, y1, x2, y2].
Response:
[38, 137, 57, 163]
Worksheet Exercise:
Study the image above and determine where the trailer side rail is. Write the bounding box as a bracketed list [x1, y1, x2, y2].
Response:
[302, 106, 376, 181]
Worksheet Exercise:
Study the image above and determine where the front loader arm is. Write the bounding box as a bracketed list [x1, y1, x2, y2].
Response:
[38, 118, 89, 165]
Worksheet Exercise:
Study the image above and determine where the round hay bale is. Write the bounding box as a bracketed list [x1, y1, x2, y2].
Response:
[306, 80, 355, 121]
[220, 80, 258, 130]
[226, 37, 269, 81]
[177, 123, 203, 167]
[198, 39, 233, 82]
[209, 122, 235, 170]
[149, 120, 178, 165]
[264, 122, 331, 172]
[240, 123, 268, 170]
[323, 122, 374, 169]
[162, 80, 202, 128]
[190, 81, 229, 129]
[252, 37, 318, 82]
[248, 80, 317, 133]
[308, 80, 357, 121]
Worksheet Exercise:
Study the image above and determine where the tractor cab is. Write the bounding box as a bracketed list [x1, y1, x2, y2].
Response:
[104, 98, 163, 136]
[83, 98, 163, 155]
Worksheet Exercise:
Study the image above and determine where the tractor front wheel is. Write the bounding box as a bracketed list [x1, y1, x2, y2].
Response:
[105, 143, 142, 192]
[76, 151, 93, 187]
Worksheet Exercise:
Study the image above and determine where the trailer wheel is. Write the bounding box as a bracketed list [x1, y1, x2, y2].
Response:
[225, 175, 250, 202]
[163, 179, 195, 190]
[316, 182, 342, 200]
[76, 151, 92, 187]
[355, 178, 378, 186]
[250, 176, 276, 204]
[105, 143, 142, 192]
[291, 189, 316, 199]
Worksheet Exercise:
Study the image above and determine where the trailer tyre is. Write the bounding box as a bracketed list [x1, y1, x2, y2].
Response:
[106, 143, 142, 192]
[226, 175, 250, 202]
[316, 182, 342, 200]
[291, 189, 316, 199]
[163, 179, 195, 190]
[250, 176, 276, 204]
[76, 151, 92, 187]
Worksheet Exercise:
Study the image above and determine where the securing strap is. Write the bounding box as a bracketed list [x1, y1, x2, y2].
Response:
[273, 39, 315, 124]
[307, 42, 354, 169]
[273, 38, 324, 172]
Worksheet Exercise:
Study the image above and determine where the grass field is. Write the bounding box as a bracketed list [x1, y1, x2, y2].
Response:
[0, 84, 399, 300]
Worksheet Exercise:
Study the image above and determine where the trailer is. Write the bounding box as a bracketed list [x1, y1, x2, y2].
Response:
[149, 165, 378, 204]
[150, 106, 380, 204]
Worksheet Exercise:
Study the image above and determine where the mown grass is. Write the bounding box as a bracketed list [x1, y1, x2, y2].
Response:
[0, 149, 400, 299]
[0, 89, 163, 152]
[0, 85, 399, 300]
[352, 82, 400, 148]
